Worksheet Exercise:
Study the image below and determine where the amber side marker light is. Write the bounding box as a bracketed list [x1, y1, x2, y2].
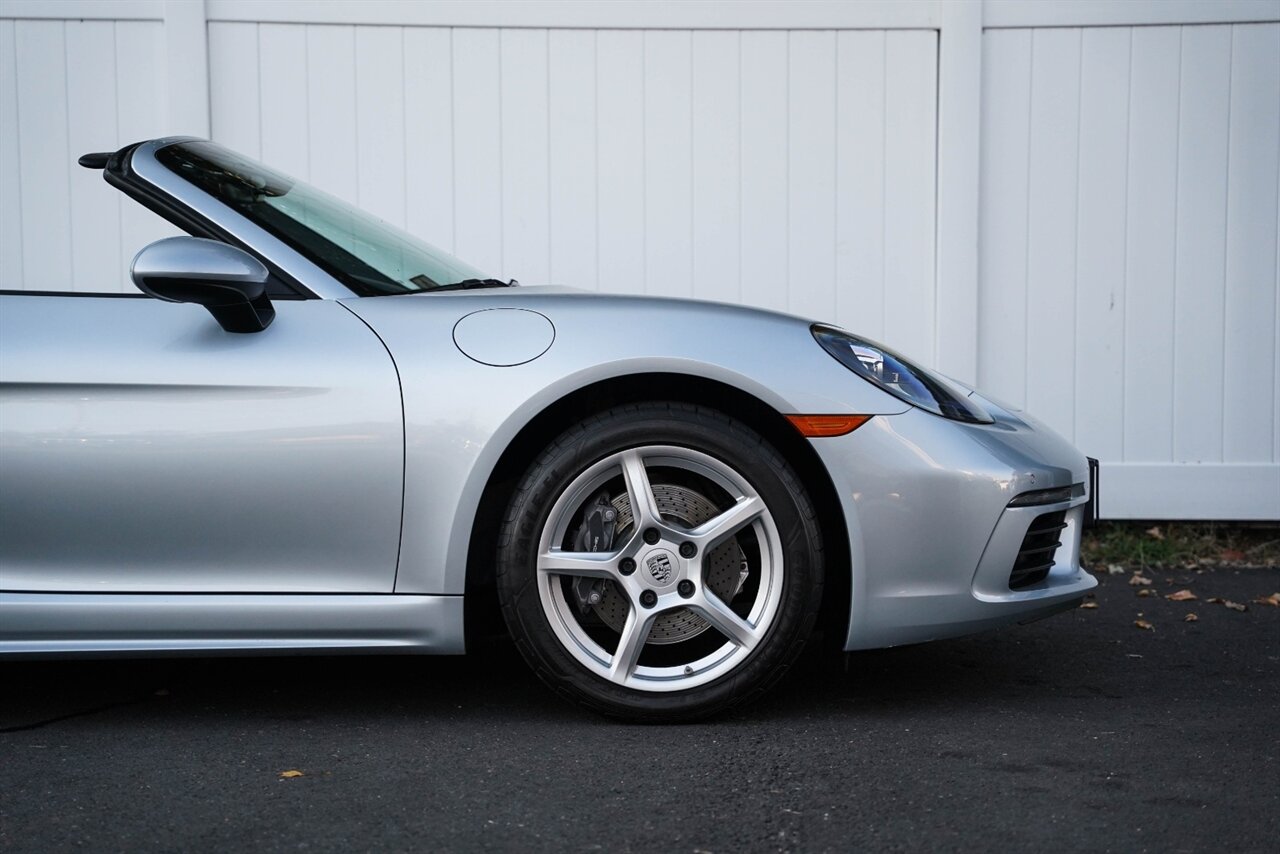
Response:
[786, 414, 873, 438]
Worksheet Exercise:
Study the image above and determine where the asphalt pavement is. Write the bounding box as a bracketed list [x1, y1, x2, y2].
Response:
[2, 567, 1277, 853]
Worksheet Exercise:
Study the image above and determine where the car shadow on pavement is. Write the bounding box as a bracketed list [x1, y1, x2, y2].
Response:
[3, 567, 1276, 730]
[0, 624, 1104, 732]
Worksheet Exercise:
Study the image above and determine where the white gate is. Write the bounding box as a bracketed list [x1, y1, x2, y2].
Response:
[2, 0, 1277, 519]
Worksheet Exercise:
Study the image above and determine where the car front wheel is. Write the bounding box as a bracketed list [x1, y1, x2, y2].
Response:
[496, 402, 824, 721]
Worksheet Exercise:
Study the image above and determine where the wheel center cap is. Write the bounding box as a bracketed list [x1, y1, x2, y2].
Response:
[643, 548, 678, 587]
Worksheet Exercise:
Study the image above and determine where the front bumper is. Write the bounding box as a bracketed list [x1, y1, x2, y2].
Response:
[808, 401, 1098, 651]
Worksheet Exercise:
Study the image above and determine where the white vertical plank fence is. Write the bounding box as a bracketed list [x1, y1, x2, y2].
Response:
[1, 0, 1277, 520]
[202, 20, 940, 358]
[1, 10, 180, 293]
[980, 20, 1279, 519]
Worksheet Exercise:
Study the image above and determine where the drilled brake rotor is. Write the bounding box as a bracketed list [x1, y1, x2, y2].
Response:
[591, 484, 748, 645]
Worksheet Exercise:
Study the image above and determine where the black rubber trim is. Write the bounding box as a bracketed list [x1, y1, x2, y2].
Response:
[0, 290, 147, 298]
[78, 151, 112, 169]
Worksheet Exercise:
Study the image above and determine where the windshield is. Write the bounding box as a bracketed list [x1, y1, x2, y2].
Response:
[155, 140, 490, 296]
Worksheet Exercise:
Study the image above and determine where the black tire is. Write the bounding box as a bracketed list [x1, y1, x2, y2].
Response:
[496, 401, 824, 722]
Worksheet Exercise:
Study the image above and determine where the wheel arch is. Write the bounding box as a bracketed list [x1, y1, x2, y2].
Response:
[463, 372, 851, 649]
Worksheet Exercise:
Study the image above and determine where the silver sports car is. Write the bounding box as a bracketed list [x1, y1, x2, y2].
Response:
[0, 138, 1098, 720]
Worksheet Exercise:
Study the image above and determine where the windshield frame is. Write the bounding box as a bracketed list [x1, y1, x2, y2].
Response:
[115, 138, 463, 300]
[114, 139, 345, 299]
[150, 140, 491, 298]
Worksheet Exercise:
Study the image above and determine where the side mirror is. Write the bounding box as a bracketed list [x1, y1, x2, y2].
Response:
[130, 237, 274, 333]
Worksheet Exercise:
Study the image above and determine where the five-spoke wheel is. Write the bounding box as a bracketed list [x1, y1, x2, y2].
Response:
[497, 402, 824, 721]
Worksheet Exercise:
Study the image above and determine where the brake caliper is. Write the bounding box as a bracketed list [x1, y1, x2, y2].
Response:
[571, 492, 618, 613]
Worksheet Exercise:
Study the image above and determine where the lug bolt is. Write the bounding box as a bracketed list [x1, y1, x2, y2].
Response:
[619, 557, 636, 575]
[643, 528, 661, 545]
[677, 580, 695, 598]
[679, 541, 697, 558]
[639, 590, 658, 608]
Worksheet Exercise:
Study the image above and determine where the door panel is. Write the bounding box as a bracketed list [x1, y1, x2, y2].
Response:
[0, 295, 403, 592]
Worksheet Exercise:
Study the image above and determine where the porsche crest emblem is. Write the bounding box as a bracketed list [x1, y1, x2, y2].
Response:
[645, 552, 673, 584]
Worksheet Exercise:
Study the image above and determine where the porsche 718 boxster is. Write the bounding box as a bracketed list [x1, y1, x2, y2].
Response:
[0, 138, 1098, 720]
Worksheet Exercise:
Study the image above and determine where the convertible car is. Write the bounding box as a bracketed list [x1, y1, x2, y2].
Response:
[0, 138, 1098, 720]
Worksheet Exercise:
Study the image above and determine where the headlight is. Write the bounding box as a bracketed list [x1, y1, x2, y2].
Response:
[811, 325, 993, 424]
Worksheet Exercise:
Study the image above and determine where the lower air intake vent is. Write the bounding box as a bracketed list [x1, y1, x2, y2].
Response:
[1009, 511, 1067, 589]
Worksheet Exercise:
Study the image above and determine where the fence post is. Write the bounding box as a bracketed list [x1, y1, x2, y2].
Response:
[163, 0, 209, 137]
[934, 0, 982, 384]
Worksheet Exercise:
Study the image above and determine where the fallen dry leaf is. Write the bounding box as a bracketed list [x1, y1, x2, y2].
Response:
[1165, 589, 1198, 602]
[1134, 619, 1155, 631]
[1220, 548, 1246, 561]
[1137, 589, 1155, 598]
[1252, 593, 1280, 607]
[279, 770, 304, 779]
[1129, 574, 1153, 587]
[1208, 597, 1224, 603]
[1222, 600, 1248, 612]
[1184, 613, 1198, 622]
[1146, 526, 1164, 540]
[1079, 601, 1099, 609]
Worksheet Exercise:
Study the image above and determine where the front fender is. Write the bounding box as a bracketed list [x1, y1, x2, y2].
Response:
[340, 290, 906, 596]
